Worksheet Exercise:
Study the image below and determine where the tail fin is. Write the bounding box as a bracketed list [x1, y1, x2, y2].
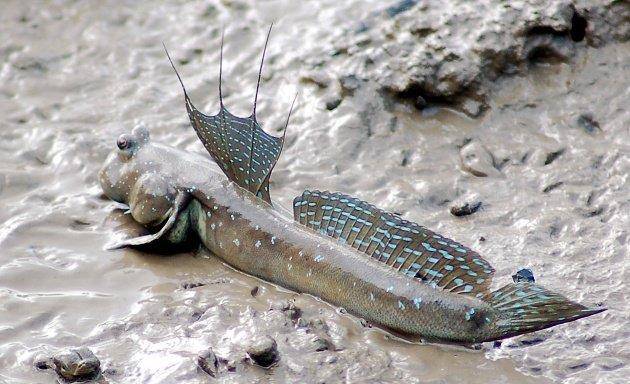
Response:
[485, 282, 605, 340]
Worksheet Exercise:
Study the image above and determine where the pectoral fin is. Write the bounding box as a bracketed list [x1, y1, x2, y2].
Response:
[105, 192, 191, 250]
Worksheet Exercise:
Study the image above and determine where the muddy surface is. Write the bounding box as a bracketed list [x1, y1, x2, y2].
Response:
[0, 1, 628, 383]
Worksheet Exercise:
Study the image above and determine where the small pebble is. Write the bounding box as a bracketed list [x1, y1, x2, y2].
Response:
[577, 113, 601, 134]
[324, 355, 338, 364]
[542, 181, 563, 193]
[512, 268, 535, 283]
[461, 99, 484, 117]
[339, 74, 361, 95]
[312, 335, 334, 352]
[544, 149, 565, 165]
[246, 335, 279, 368]
[182, 282, 206, 289]
[271, 300, 301, 321]
[197, 348, 219, 377]
[459, 140, 500, 177]
[450, 201, 482, 217]
[34, 354, 50, 370]
[325, 96, 342, 111]
[48, 347, 101, 383]
[226, 360, 238, 372]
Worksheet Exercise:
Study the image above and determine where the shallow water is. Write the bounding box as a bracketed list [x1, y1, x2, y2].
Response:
[0, 1, 628, 383]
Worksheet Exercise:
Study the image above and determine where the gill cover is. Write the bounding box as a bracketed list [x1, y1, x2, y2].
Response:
[164, 25, 296, 204]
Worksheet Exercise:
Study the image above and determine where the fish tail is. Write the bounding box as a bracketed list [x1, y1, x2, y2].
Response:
[484, 282, 605, 340]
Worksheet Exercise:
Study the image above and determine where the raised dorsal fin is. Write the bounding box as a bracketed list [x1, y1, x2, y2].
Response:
[293, 190, 495, 296]
[164, 25, 294, 204]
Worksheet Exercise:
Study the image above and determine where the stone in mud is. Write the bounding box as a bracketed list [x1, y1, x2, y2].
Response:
[577, 113, 601, 134]
[544, 148, 565, 165]
[461, 99, 484, 118]
[34, 354, 51, 370]
[339, 74, 361, 95]
[41, 347, 101, 383]
[197, 348, 219, 377]
[271, 299, 302, 321]
[506, 331, 550, 348]
[512, 268, 535, 283]
[182, 282, 206, 289]
[325, 95, 343, 111]
[542, 181, 563, 193]
[312, 335, 335, 352]
[459, 140, 500, 177]
[246, 335, 279, 368]
[450, 201, 482, 217]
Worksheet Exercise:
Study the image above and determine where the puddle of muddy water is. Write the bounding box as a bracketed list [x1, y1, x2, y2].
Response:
[0, 1, 628, 383]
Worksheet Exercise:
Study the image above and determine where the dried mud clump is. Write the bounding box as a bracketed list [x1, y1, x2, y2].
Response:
[303, 0, 628, 116]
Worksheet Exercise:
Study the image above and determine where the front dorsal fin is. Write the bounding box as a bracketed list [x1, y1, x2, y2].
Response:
[164, 25, 293, 204]
[293, 190, 496, 296]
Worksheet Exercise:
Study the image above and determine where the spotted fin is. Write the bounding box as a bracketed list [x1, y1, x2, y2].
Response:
[164, 26, 295, 203]
[485, 282, 606, 340]
[293, 190, 495, 296]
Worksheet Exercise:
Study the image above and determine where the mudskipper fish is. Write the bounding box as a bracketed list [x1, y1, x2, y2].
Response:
[99, 27, 605, 344]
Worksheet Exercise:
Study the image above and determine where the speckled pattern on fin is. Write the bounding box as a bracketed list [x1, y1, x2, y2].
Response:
[293, 190, 495, 295]
[105, 192, 190, 250]
[485, 282, 606, 339]
[164, 26, 295, 204]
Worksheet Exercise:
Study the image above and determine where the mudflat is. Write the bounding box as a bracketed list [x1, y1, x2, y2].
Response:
[0, 1, 627, 383]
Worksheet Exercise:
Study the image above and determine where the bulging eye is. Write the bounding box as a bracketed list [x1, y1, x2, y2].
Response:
[117, 135, 129, 150]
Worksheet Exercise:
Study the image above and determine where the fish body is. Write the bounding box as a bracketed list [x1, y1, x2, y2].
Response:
[98, 31, 604, 344]
[188, 187, 498, 343]
[102, 139, 495, 341]
[99, 131, 603, 344]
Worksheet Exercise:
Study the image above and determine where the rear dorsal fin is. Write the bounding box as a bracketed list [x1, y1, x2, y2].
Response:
[164, 25, 294, 204]
[293, 190, 495, 296]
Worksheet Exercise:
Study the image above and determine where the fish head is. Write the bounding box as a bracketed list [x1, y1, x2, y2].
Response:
[99, 124, 151, 204]
[99, 125, 177, 226]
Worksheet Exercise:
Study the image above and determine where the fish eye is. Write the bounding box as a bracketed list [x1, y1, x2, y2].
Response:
[117, 135, 129, 150]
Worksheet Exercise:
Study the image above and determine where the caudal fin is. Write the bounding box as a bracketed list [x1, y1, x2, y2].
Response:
[485, 282, 605, 340]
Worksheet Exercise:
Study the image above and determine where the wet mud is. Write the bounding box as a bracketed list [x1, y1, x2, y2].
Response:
[0, 1, 628, 383]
